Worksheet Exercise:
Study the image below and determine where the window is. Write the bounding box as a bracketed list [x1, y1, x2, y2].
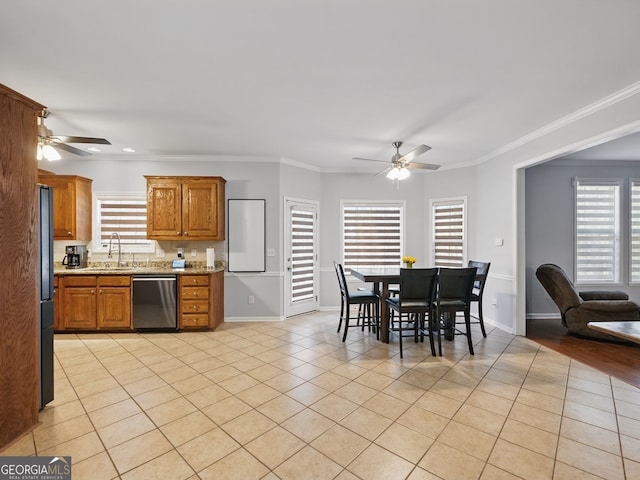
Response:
[341, 202, 404, 273]
[631, 181, 640, 283]
[574, 179, 621, 284]
[431, 198, 466, 267]
[93, 194, 155, 253]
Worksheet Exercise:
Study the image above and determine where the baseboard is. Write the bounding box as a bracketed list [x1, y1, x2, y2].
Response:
[224, 316, 284, 323]
[526, 313, 561, 320]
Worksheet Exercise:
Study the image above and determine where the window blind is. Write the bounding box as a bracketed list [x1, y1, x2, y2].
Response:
[290, 207, 315, 303]
[433, 200, 465, 267]
[575, 181, 620, 283]
[96, 196, 154, 251]
[342, 203, 402, 273]
[631, 181, 640, 283]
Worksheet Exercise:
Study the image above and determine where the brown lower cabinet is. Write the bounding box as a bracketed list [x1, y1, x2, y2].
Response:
[179, 271, 224, 330]
[56, 271, 223, 332]
[58, 275, 132, 331]
[53, 275, 61, 330]
[98, 278, 132, 329]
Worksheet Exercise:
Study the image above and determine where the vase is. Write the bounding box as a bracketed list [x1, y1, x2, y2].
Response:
[404, 262, 413, 268]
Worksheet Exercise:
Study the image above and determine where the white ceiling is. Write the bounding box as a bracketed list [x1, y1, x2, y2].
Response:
[2, 0, 640, 172]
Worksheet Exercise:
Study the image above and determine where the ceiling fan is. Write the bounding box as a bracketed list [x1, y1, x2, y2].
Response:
[353, 141, 440, 180]
[37, 110, 111, 161]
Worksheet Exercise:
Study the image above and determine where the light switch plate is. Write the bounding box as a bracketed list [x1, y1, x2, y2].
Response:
[267, 248, 276, 257]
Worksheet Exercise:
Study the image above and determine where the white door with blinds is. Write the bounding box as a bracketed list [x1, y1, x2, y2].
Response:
[431, 198, 466, 267]
[284, 199, 318, 317]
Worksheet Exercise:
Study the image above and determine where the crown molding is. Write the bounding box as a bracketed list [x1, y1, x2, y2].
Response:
[473, 80, 640, 166]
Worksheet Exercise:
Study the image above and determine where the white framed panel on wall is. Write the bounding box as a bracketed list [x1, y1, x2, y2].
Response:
[228, 199, 266, 272]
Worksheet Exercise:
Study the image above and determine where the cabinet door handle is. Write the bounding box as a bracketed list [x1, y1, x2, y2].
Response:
[177, 231, 180, 235]
[67, 231, 72, 236]
[185, 232, 189, 236]
[91, 290, 95, 294]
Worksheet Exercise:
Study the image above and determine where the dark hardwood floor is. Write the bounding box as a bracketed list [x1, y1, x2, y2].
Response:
[526, 318, 640, 389]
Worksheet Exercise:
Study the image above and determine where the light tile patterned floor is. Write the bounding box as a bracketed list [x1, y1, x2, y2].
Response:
[3, 310, 640, 479]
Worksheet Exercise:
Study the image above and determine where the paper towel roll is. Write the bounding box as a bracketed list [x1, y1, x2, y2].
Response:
[206, 247, 215, 269]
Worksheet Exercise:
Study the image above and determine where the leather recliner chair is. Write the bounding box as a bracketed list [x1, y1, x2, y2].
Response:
[535, 263, 640, 341]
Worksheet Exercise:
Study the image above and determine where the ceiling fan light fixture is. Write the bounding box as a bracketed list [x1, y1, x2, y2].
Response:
[36, 142, 43, 161]
[386, 166, 411, 180]
[42, 144, 61, 161]
[386, 167, 400, 180]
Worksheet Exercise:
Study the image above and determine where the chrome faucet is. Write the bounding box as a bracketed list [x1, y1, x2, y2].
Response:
[107, 232, 126, 267]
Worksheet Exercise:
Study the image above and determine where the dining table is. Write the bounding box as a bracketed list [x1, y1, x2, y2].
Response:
[350, 266, 485, 344]
[349, 267, 402, 343]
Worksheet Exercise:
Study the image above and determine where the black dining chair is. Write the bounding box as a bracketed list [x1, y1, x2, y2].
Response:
[435, 267, 477, 356]
[385, 268, 438, 358]
[334, 262, 379, 342]
[467, 260, 490, 337]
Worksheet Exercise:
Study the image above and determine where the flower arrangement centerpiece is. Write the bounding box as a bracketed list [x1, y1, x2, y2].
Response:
[402, 256, 416, 268]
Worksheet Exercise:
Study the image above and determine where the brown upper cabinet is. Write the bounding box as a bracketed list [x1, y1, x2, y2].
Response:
[38, 174, 93, 240]
[145, 176, 226, 240]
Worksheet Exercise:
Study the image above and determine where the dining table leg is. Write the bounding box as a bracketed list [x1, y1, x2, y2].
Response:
[378, 281, 390, 343]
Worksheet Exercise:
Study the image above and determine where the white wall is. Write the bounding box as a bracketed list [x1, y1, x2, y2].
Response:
[48, 157, 285, 320]
[45, 83, 640, 333]
[475, 82, 640, 335]
[318, 170, 429, 308]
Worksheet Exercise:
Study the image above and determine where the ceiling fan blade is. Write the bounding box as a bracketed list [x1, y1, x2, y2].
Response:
[399, 144, 431, 163]
[52, 142, 92, 157]
[52, 135, 111, 145]
[352, 157, 389, 164]
[407, 162, 440, 171]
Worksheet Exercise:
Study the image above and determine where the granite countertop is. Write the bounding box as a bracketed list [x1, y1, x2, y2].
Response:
[55, 260, 225, 275]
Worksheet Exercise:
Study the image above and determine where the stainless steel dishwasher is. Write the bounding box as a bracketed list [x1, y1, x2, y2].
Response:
[132, 275, 178, 331]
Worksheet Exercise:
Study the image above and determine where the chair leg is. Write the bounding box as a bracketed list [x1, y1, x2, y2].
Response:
[342, 304, 351, 342]
[436, 311, 443, 356]
[478, 299, 487, 337]
[398, 312, 404, 358]
[427, 311, 436, 356]
[465, 310, 474, 355]
[374, 301, 380, 340]
[337, 298, 344, 333]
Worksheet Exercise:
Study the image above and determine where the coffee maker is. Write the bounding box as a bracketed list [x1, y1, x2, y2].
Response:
[62, 245, 88, 269]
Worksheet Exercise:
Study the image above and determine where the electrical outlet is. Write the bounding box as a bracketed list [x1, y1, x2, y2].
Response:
[156, 248, 165, 258]
[191, 248, 197, 257]
[248, 295, 255, 304]
[267, 248, 276, 257]
[177, 248, 184, 258]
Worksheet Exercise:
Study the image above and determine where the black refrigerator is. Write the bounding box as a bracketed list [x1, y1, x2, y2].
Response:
[38, 184, 54, 409]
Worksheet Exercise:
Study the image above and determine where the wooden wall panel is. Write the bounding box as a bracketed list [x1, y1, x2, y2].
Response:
[0, 83, 44, 449]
